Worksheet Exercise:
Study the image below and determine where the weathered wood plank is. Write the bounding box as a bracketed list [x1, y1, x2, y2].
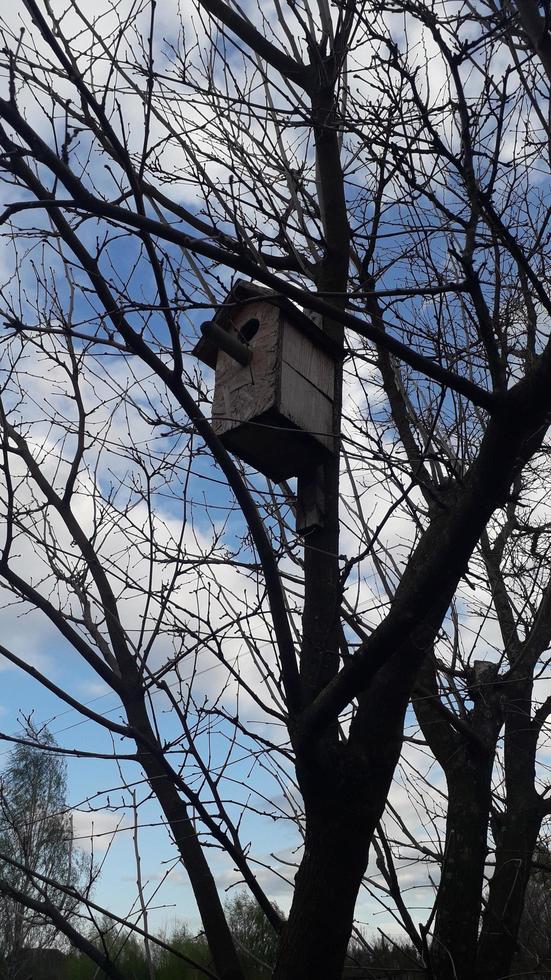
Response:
[281, 321, 334, 397]
[212, 301, 279, 435]
[279, 361, 334, 452]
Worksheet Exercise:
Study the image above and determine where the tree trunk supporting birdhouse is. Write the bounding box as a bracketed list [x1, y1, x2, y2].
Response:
[296, 466, 326, 535]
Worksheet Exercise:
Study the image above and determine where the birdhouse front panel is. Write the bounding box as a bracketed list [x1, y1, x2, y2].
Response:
[210, 297, 280, 444]
[195, 285, 337, 482]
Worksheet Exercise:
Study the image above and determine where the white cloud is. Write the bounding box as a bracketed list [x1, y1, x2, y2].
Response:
[71, 808, 129, 853]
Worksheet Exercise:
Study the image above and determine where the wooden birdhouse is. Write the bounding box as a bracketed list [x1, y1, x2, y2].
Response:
[192, 280, 338, 483]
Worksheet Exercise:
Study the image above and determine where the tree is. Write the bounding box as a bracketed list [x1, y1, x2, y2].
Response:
[66, 921, 155, 980]
[0, 728, 89, 978]
[513, 843, 551, 975]
[225, 892, 279, 978]
[2, 1, 551, 978]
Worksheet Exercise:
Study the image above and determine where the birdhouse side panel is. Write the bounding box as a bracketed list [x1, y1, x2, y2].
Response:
[280, 320, 335, 398]
[279, 361, 334, 454]
[210, 301, 280, 438]
[277, 318, 335, 456]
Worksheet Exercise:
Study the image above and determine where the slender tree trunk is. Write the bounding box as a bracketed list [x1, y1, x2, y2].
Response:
[430, 763, 492, 980]
[476, 682, 542, 980]
[125, 693, 245, 980]
[274, 70, 355, 980]
[299, 78, 348, 705]
[476, 805, 542, 980]
[413, 658, 499, 980]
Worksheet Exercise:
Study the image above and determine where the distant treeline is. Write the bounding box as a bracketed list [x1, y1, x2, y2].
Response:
[7, 920, 551, 979]
[9, 932, 424, 980]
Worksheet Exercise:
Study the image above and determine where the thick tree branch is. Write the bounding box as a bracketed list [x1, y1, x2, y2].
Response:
[195, 0, 313, 90]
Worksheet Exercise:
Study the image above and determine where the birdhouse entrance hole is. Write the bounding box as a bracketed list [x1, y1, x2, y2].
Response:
[239, 317, 260, 344]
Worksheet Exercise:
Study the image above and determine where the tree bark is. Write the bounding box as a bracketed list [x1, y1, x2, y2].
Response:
[430, 764, 492, 980]
[413, 657, 499, 980]
[125, 693, 246, 980]
[276, 660, 412, 980]
[272, 806, 370, 980]
[476, 680, 543, 980]
[476, 804, 542, 980]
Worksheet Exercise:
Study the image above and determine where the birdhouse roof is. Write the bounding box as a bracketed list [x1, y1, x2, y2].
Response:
[192, 279, 341, 369]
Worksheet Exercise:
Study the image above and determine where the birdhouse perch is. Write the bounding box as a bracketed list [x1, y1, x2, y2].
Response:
[192, 280, 338, 484]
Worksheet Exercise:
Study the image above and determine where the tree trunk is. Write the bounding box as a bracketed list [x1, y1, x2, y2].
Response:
[276, 675, 411, 980]
[476, 805, 542, 980]
[274, 71, 355, 980]
[412, 657, 498, 980]
[476, 683, 542, 980]
[430, 765, 492, 980]
[272, 807, 370, 980]
[125, 693, 245, 980]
